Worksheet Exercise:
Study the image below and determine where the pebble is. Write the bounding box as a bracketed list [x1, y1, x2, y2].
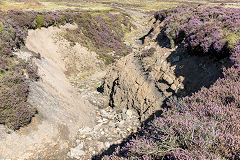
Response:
[75, 142, 84, 150]
[99, 142, 105, 149]
[101, 131, 105, 135]
[126, 110, 133, 117]
[161, 62, 168, 72]
[171, 84, 177, 91]
[79, 126, 92, 134]
[69, 148, 86, 158]
[132, 44, 138, 49]
[124, 41, 130, 46]
[89, 147, 94, 152]
[105, 142, 111, 148]
[163, 74, 174, 85]
[108, 121, 116, 127]
[76, 139, 81, 144]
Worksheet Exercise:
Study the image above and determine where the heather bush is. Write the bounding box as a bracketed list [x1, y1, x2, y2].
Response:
[0, 69, 37, 130]
[155, 5, 240, 58]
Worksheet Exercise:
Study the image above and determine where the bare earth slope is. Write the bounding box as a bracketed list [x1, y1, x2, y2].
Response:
[0, 24, 100, 159]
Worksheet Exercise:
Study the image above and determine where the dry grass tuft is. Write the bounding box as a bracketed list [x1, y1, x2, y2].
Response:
[0, 0, 44, 10]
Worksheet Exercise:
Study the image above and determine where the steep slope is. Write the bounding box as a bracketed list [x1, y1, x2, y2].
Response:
[0, 24, 100, 159]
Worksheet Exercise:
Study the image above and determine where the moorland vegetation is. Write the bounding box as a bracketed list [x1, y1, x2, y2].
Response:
[104, 5, 240, 159]
[0, 1, 239, 159]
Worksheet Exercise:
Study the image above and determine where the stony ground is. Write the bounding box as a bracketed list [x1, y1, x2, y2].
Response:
[66, 65, 141, 159]
[68, 106, 140, 159]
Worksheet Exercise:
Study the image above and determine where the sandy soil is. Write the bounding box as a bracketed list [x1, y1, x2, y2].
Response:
[0, 24, 105, 159]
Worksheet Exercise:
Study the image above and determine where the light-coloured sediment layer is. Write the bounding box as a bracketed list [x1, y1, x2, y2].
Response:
[0, 24, 103, 159]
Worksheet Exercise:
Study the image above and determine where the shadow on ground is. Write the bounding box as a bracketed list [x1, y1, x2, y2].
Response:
[166, 44, 232, 97]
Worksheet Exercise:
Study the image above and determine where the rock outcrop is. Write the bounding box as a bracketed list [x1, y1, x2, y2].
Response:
[102, 42, 184, 121]
[102, 15, 224, 122]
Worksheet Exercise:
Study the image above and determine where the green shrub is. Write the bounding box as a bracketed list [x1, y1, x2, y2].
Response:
[0, 70, 5, 79]
[0, 70, 37, 130]
[36, 15, 44, 29]
[221, 32, 240, 51]
[0, 22, 3, 33]
[99, 53, 112, 64]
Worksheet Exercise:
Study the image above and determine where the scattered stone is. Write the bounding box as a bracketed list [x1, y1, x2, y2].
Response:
[79, 127, 92, 134]
[170, 84, 177, 91]
[89, 147, 94, 153]
[161, 62, 168, 72]
[178, 84, 184, 90]
[163, 74, 174, 85]
[119, 120, 125, 125]
[174, 79, 180, 86]
[124, 41, 130, 46]
[132, 44, 138, 49]
[179, 76, 184, 82]
[101, 131, 105, 135]
[99, 142, 105, 149]
[116, 109, 122, 114]
[126, 110, 133, 117]
[156, 82, 169, 92]
[164, 91, 173, 97]
[69, 148, 86, 159]
[76, 139, 81, 144]
[105, 142, 111, 148]
[76, 142, 84, 150]
[122, 108, 127, 114]
[108, 121, 116, 127]
[68, 106, 140, 159]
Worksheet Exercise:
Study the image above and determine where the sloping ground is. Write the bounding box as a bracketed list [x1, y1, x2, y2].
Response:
[102, 23, 226, 123]
[0, 24, 104, 159]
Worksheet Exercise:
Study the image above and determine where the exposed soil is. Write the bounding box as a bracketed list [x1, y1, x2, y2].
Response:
[0, 24, 106, 159]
